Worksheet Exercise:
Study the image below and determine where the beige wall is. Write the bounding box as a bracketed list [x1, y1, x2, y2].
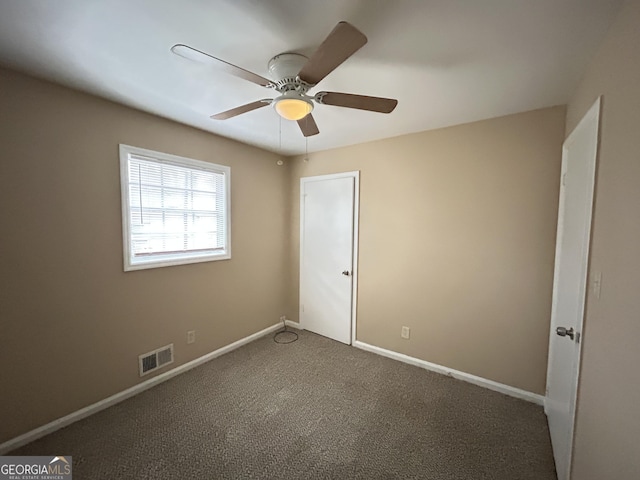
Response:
[287, 106, 566, 395]
[0, 68, 288, 443]
[0, 59, 574, 446]
[565, 0, 640, 478]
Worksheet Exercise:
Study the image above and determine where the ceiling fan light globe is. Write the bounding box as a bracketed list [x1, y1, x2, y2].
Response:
[274, 97, 313, 121]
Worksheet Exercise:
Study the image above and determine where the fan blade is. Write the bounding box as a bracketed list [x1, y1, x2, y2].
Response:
[211, 99, 272, 120]
[316, 92, 398, 113]
[297, 114, 320, 137]
[297, 22, 367, 85]
[171, 44, 274, 88]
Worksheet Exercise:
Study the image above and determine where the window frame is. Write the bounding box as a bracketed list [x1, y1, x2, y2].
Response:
[119, 144, 231, 271]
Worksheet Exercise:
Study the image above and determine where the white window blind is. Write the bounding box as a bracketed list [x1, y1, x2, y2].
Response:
[120, 145, 230, 271]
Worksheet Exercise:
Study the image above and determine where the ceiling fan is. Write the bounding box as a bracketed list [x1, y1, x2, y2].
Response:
[171, 21, 398, 137]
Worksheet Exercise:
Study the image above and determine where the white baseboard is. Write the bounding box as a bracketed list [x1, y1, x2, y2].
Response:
[284, 319, 302, 329]
[353, 341, 545, 406]
[0, 322, 283, 454]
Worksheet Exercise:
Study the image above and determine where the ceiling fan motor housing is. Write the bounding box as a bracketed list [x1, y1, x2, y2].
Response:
[268, 53, 311, 93]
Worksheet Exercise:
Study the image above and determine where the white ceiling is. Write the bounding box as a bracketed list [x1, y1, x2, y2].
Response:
[0, 0, 621, 155]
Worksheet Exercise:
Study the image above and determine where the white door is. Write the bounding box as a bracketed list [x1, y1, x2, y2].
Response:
[300, 172, 359, 344]
[546, 98, 600, 480]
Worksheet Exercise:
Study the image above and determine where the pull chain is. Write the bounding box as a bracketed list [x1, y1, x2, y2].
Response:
[304, 131, 309, 162]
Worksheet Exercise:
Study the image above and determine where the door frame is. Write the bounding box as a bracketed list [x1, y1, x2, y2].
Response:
[299, 171, 360, 344]
[545, 96, 600, 479]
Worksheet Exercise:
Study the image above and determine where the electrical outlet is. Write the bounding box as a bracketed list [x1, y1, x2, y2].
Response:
[187, 330, 196, 344]
[401, 326, 410, 339]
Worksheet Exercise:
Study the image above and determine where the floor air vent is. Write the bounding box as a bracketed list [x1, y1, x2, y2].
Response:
[139, 344, 174, 377]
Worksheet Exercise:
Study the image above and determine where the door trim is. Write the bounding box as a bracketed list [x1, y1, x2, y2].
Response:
[299, 171, 360, 344]
[545, 96, 600, 479]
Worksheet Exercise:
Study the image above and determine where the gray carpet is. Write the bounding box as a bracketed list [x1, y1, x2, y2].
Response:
[12, 330, 557, 479]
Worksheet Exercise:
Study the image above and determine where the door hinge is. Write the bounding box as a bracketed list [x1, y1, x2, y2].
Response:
[562, 172, 567, 186]
[301, 304, 304, 313]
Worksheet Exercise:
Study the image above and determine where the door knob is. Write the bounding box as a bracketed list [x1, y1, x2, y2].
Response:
[342, 270, 351, 276]
[556, 326, 575, 340]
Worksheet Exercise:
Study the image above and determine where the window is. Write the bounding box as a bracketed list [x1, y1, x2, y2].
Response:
[119, 144, 230, 271]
